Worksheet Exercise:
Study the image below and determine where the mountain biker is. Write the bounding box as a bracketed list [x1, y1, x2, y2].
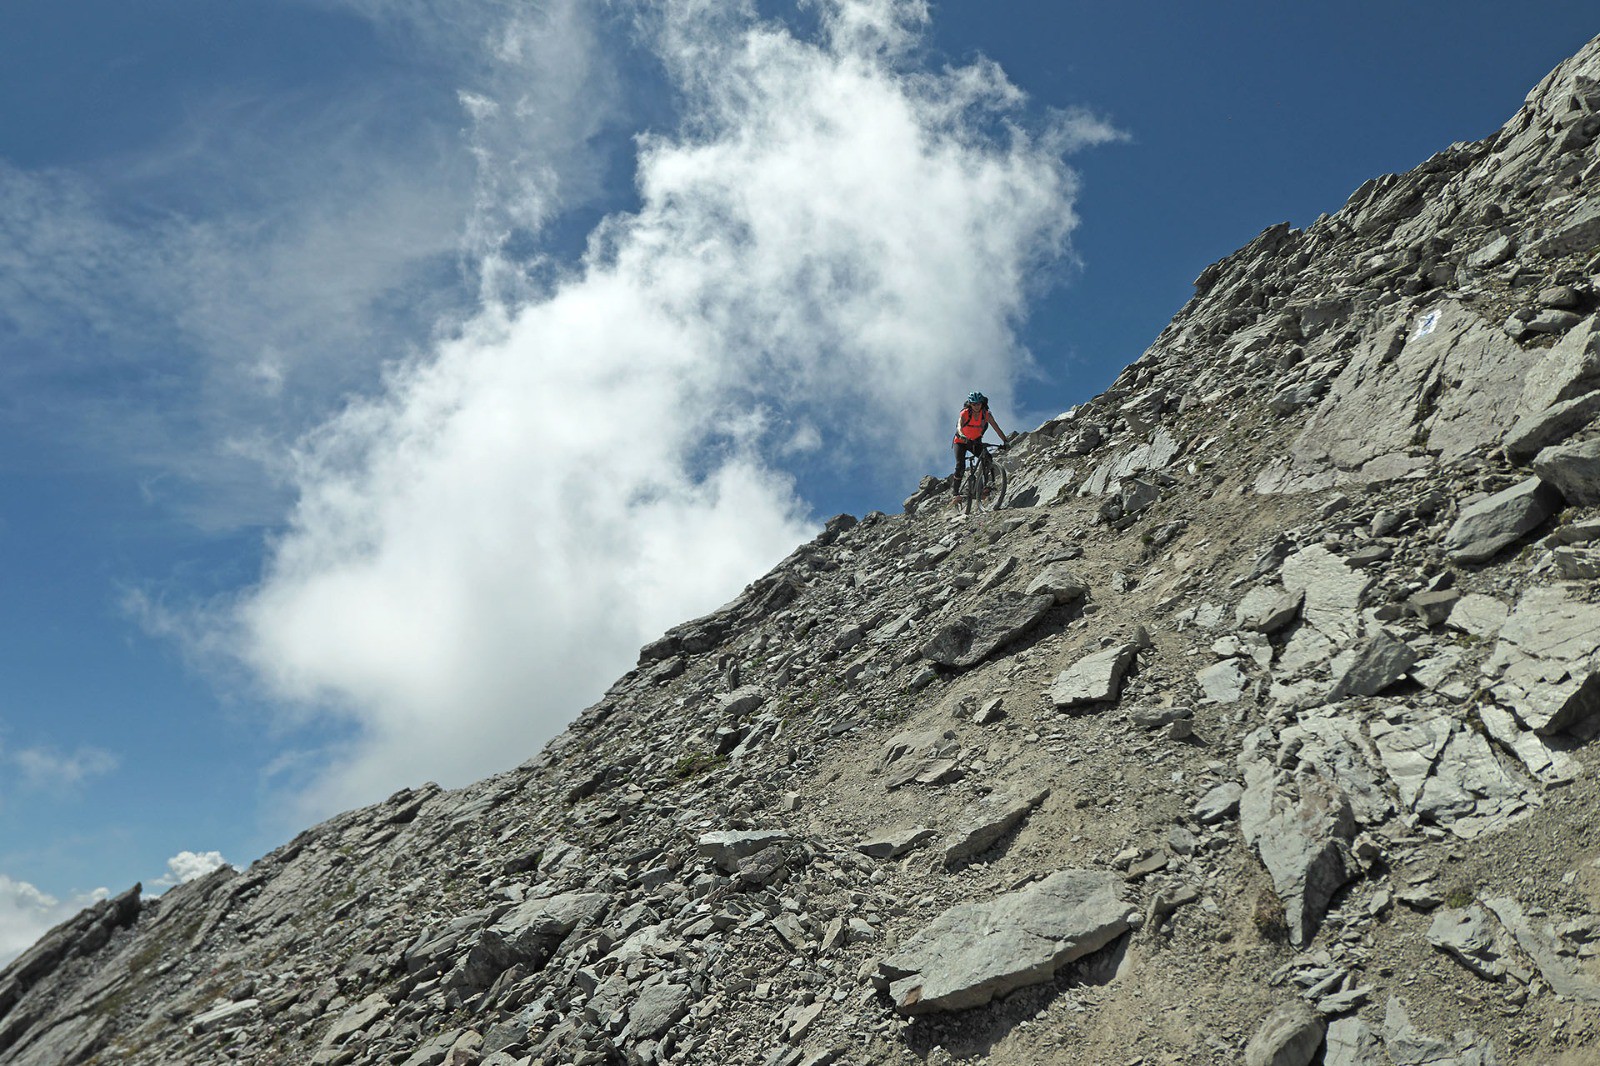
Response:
[951, 391, 1013, 502]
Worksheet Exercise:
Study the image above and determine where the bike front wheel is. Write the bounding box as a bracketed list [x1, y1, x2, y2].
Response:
[963, 460, 986, 515]
[976, 461, 1007, 513]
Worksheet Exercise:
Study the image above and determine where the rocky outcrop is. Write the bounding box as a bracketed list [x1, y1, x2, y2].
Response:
[6, 31, 1600, 1066]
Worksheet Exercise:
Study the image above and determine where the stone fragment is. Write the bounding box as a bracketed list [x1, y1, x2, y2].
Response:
[320, 993, 391, 1049]
[1447, 593, 1509, 639]
[858, 827, 936, 859]
[1244, 1000, 1325, 1066]
[876, 870, 1132, 1015]
[626, 982, 692, 1040]
[1049, 644, 1138, 709]
[1406, 589, 1460, 627]
[1239, 731, 1358, 946]
[1236, 586, 1304, 634]
[1503, 389, 1600, 460]
[1323, 1016, 1386, 1066]
[1370, 712, 1531, 838]
[1527, 309, 1583, 335]
[1024, 563, 1090, 604]
[1483, 896, 1600, 1006]
[921, 592, 1054, 669]
[1427, 905, 1505, 980]
[189, 998, 260, 1035]
[1555, 546, 1600, 579]
[699, 830, 792, 872]
[1196, 658, 1249, 703]
[1193, 782, 1242, 824]
[719, 685, 767, 718]
[1532, 437, 1600, 505]
[1327, 632, 1419, 700]
[1442, 477, 1563, 562]
[1281, 546, 1371, 644]
[1485, 585, 1600, 735]
[942, 790, 1049, 867]
[1466, 233, 1515, 269]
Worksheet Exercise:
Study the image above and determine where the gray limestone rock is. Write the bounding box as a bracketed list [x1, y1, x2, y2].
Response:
[858, 827, 935, 859]
[1281, 546, 1371, 645]
[1427, 905, 1505, 980]
[719, 685, 767, 718]
[1240, 731, 1358, 946]
[942, 790, 1049, 867]
[1050, 643, 1138, 709]
[1482, 896, 1600, 1006]
[1502, 388, 1600, 460]
[1328, 632, 1419, 700]
[876, 870, 1132, 1015]
[1369, 711, 1532, 838]
[1324, 1016, 1386, 1066]
[1196, 658, 1249, 703]
[1531, 437, 1600, 505]
[1236, 585, 1304, 634]
[1447, 593, 1509, 639]
[1485, 585, 1600, 735]
[1244, 1000, 1325, 1066]
[625, 982, 691, 1040]
[1193, 782, 1243, 824]
[1406, 588, 1460, 627]
[1441, 477, 1562, 562]
[921, 592, 1054, 669]
[1024, 563, 1089, 604]
[698, 830, 792, 872]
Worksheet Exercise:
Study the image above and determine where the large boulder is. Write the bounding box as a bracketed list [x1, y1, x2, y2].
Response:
[1484, 585, 1600, 735]
[1441, 477, 1562, 562]
[1531, 437, 1600, 505]
[876, 870, 1133, 1015]
[1049, 643, 1139, 709]
[1244, 1001, 1325, 1066]
[921, 592, 1054, 669]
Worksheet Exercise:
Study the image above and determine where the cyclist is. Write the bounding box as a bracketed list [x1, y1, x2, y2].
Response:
[951, 391, 1013, 503]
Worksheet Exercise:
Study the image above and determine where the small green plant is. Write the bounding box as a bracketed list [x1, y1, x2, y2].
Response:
[671, 751, 727, 780]
[1444, 884, 1475, 909]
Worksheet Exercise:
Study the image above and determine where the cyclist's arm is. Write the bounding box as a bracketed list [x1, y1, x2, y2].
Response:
[986, 411, 1012, 443]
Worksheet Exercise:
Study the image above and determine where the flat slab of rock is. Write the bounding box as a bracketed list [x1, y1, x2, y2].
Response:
[1427, 905, 1506, 980]
[1369, 711, 1531, 838]
[858, 827, 936, 859]
[1024, 562, 1089, 604]
[1244, 1000, 1324, 1066]
[1485, 585, 1600, 735]
[1447, 593, 1509, 638]
[698, 830, 792, 872]
[1533, 437, 1600, 506]
[1236, 585, 1303, 634]
[1482, 896, 1600, 1006]
[942, 789, 1048, 867]
[1441, 477, 1562, 563]
[1050, 643, 1138, 709]
[1328, 632, 1418, 700]
[1281, 546, 1371, 645]
[877, 869, 1132, 1015]
[921, 592, 1054, 668]
[1196, 658, 1249, 703]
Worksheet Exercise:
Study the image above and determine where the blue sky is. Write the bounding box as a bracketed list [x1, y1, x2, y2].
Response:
[0, 0, 1594, 959]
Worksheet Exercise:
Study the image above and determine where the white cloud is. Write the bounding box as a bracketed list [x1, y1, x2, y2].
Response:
[151, 851, 228, 890]
[0, 875, 107, 967]
[232, 0, 1092, 821]
[5, 744, 119, 793]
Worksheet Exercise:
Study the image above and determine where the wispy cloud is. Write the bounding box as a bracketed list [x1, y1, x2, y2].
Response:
[3, 743, 119, 793]
[227, 0, 1095, 822]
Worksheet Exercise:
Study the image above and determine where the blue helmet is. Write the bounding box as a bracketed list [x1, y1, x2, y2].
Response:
[966, 391, 987, 405]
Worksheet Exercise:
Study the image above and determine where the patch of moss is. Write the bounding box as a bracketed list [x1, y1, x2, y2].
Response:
[672, 751, 728, 780]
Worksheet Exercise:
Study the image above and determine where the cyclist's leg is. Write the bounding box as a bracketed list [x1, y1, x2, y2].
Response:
[951, 442, 968, 499]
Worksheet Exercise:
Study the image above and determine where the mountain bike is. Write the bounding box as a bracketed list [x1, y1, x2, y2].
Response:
[959, 442, 1008, 514]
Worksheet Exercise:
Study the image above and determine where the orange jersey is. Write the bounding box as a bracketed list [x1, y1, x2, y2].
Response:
[954, 404, 993, 443]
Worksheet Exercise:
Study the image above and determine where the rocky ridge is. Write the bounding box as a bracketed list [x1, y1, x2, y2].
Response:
[5, 31, 1600, 1066]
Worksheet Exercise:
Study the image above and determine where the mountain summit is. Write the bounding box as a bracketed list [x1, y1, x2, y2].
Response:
[5, 31, 1600, 1066]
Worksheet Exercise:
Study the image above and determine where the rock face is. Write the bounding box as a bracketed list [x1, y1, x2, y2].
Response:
[875, 870, 1132, 1015]
[7, 33, 1600, 1066]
